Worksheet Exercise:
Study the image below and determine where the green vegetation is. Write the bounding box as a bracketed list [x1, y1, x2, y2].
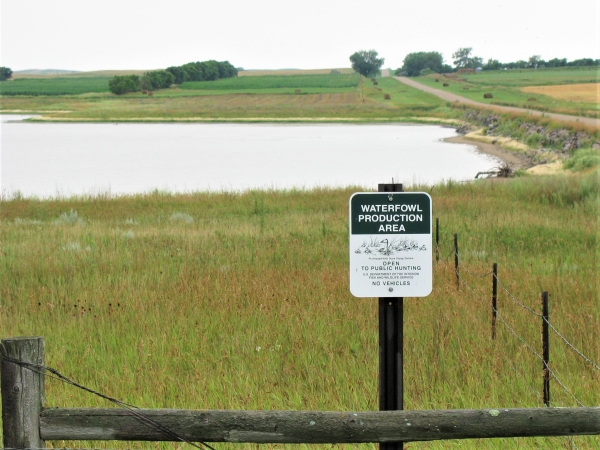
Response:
[0, 174, 597, 449]
[0, 75, 453, 121]
[395, 52, 448, 77]
[140, 70, 175, 91]
[0, 77, 111, 95]
[414, 68, 599, 117]
[166, 60, 238, 84]
[349, 50, 384, 77]
[564, 147, 600, 171]
[0, 67, 12, 81]
[180, 73, 360, 91]
[108, 75, 141, 95]
[452, 67, 599, 87]
[452, 47, 483, 69]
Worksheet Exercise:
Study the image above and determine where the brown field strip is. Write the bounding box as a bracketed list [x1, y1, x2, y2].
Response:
[522, 83, 600, 103]
[238, 68, 354, 76]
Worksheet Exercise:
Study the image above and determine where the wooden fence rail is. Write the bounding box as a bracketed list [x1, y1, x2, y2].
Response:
[41, 407, 600, 443]
[2, 337, 599, 448]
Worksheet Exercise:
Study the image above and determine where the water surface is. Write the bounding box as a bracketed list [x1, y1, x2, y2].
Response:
[1, 115, 499, 198]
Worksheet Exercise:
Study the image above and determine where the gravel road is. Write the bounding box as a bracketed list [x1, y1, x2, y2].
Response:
[393, 76, 600, 127]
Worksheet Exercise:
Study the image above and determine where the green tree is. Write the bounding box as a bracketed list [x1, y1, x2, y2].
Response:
[108, 75, 140, 95]
[452, 47, 483, 69]
[397, 52, 444, 77]
[141, 70, 175, 90]
[528, 55, 542, 68]
[349, 50, 385, 77]
[483, 58, 503, 71]
[0, 67, 13, 81]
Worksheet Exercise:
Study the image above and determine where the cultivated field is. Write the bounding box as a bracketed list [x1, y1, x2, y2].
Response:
[0, 77, 111, 96]
[414, 67, 600, 118]
[522, 83, 600, 103]
[1, 174, 598, 449]
[0, 75, 451, 122]
[180, 73, 361, 93]
[239, 68, 355, 77]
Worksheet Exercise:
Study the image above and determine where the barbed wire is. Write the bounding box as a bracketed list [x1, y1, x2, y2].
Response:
[0, 345, 215, 450]
[457, 271, 586, 407]
[453, 250, 600, 372]
[543, 317, 600, 372]
[456, 257, 493, 278]
[493, 273, 542, 317]
[500, 354, 544, 404]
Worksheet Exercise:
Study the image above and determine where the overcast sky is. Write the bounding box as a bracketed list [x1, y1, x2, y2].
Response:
[1, 0, 599, 72]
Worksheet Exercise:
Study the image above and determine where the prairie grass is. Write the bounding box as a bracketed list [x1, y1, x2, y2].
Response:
[0, 174, 598, 449]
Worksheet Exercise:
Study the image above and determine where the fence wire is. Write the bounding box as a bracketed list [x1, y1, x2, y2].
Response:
[456, 270, 586, 408]
[0, 345, 214, 450]
[453, 250, 600, 372]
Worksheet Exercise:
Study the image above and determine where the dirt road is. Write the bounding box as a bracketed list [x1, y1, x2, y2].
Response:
[393, 76, 600, 127]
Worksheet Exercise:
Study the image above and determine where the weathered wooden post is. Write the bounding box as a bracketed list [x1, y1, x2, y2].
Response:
[1, 336, 45, 449]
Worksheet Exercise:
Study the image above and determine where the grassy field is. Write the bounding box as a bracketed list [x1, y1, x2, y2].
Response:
[413, 68, 600, 118]
[454, 67, 598, 87]
[1, 174, 598, 449]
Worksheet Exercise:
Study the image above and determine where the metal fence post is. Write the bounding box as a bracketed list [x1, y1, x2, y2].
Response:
[378, 182, 404, 450]
[492, 263, 498, 340]
[542, 292, 550, 407]
[454, 233, 459, 289]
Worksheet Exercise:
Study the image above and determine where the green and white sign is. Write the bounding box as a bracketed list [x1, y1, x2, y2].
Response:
[349, 192, 432, 298]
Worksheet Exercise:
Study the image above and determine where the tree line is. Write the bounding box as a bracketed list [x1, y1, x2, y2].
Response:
[109, 60, 238, 95]
[394, 48, 600, 77]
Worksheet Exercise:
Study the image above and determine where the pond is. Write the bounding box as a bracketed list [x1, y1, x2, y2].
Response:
[0, 115, 499, 198]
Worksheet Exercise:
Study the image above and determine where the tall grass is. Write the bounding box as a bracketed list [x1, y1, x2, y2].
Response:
[0, 176, 598, 449]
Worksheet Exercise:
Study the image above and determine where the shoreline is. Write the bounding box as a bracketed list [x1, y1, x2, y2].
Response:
[444, 135, 532, 170]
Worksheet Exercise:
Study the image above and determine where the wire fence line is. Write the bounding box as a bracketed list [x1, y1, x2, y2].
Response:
[450, 248, 600, 373]
[455, 267, 586, 408]
[0, 345, 214, 450]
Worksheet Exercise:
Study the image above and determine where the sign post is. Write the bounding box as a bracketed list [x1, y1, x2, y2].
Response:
[349, 185, 432, 450]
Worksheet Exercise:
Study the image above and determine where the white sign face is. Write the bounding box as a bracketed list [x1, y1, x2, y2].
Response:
[349, 192, 432, 298]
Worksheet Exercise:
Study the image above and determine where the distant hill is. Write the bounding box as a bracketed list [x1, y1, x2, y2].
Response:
[12, 69, 157, 79]
[14, 69, 80, 75]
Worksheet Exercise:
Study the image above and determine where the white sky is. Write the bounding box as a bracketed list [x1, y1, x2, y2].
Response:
[1, 0, 599, 72]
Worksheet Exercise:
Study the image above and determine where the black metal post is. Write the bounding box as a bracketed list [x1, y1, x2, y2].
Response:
[542, 291, 550, 407]
[492, 263, 498, 340]
[378, 182, 403, 450]
[435, 218, 440, 262]
[454, 233, 459, 289]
